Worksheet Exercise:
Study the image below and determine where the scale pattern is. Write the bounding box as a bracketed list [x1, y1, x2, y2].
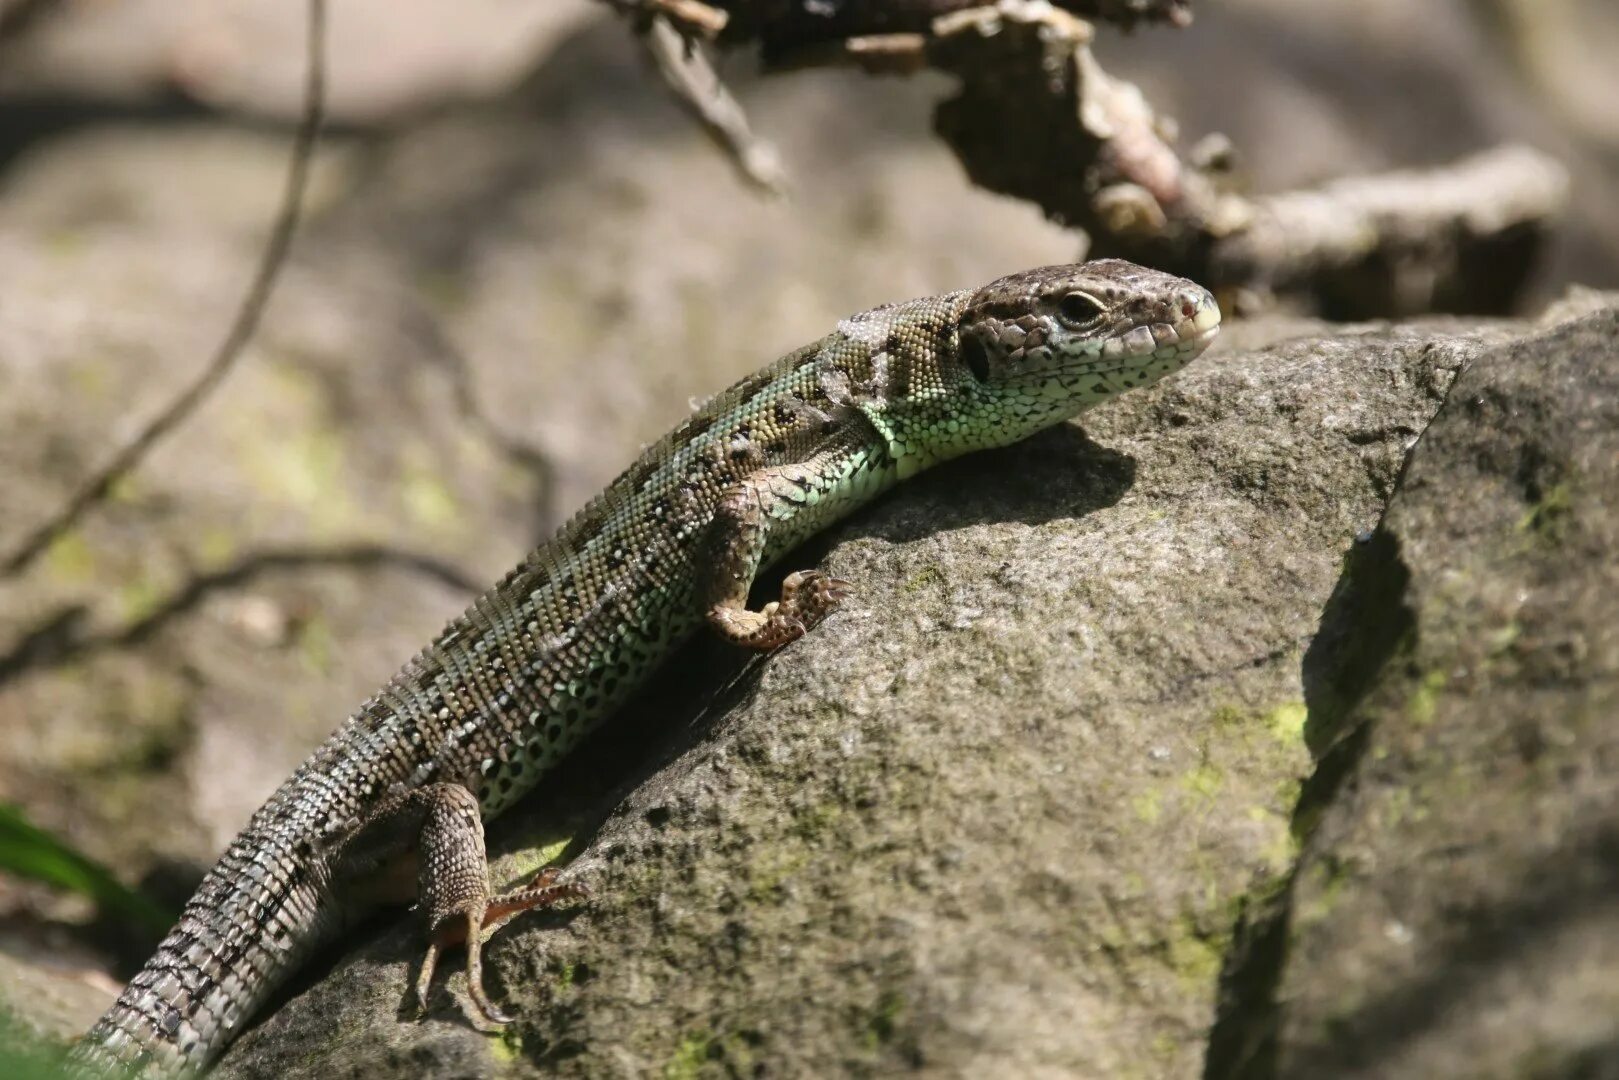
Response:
[74, 260, 1218, 1074]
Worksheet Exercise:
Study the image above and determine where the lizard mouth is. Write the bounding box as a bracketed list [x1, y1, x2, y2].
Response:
[1110, 295, 1222, 362]
[1066, 293, 1219, 395]
[1089, 292, 1222, 367]
[1177, 301, 1223, 349]
[1177, 320, 1221, 353]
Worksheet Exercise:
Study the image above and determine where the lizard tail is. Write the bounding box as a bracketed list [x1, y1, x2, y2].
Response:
[68, 828, 334, 1076]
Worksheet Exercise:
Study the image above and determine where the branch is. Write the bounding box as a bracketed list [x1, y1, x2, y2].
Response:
[916, 2, 1568, 314]
[639, 13, 789, 195]
[1, 0, 327, 577]
[599, 0, 789, 194]
[751, 0, 1565, 315]
[1199, 146, 1572, 315]
[0, 544, 480, 689]
[708, 0, 1192, 63]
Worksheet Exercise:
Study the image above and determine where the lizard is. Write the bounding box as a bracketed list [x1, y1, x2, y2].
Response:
[70, 259, 1220, 1075]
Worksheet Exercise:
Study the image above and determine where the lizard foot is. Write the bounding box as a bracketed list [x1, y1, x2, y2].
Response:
[778, 570, 853, 631]
[708, 570, 853, 651]
[409, 867, 589, 1025]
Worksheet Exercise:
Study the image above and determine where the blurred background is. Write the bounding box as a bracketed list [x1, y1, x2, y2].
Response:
[0, 0, 1617, 1040]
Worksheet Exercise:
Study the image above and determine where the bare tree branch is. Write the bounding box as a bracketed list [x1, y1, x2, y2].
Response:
[689, 0, 1567, 316]
[711, 0, 1192, 63]
[0, 544, 481, 689]
[917, 2, 1568, 315]
[639, 13, 790, 195]
[1, 0, 328, 577]
[601, 0, 733, 37]
[595, 0, 1195, 198]
[593, 0, 1568, 313]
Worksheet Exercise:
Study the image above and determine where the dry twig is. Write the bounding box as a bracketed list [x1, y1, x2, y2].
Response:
[599, 0, 788, 194]
[1, 0, 328, 577]
[710, 0, 1192, 63]
[640, 13, 790, 195]
[918, 2, 1568, 315]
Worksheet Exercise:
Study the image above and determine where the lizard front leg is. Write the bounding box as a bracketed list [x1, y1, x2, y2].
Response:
[700, 461, 856, 651]
[330, 782, 587, 1024]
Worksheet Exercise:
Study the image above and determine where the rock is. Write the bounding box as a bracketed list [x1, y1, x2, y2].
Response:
[211, 302, 1611, 1078]
[0, 10, 1073, 940]
[1210, 309, 1619, 1079]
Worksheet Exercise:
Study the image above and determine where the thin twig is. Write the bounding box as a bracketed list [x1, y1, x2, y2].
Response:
[702, 0, 1190, 65]
[1, 0, 328, 577]
[639, 13, 789, 196]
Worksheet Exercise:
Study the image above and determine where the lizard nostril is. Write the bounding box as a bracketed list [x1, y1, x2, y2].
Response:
[1181, 301, 1197, 319]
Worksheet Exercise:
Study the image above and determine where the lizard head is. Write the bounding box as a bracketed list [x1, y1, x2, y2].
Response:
[953, 260, 1219, 433]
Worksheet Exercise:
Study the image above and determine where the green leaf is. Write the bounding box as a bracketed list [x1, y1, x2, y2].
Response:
[0, 803, 173, 936]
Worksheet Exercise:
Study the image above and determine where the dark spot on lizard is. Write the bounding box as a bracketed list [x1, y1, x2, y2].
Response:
[680, 412, 716, 441]
[566, 510, 610, 549]
[619, 456, 661, 496]
[729, 367, 780, 412]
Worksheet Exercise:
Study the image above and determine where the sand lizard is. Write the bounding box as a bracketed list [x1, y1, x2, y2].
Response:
[72, 260, 1220, 1074]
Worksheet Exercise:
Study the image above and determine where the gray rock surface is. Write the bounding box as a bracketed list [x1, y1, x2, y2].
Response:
[1211, 308, 1619, 1079]
[208, 302, 1617, 1078]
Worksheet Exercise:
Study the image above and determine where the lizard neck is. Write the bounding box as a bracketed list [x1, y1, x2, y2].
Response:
[865, 376, 1096, 479]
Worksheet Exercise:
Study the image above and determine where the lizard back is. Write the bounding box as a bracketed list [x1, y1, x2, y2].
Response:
[74, 290, 973, 1073]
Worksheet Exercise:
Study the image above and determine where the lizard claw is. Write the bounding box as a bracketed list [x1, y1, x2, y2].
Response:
[401, 989, 429, 1023]
[778, 570, 853, 634]
[467, 974, 514, 1027]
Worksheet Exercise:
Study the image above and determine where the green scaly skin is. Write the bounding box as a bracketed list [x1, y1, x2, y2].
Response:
[73, 259, 1219, 1075]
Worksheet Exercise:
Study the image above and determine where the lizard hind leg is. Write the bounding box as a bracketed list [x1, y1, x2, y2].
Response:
[409, 786, 589, 1024]
[336, 782, 586, 1026]
[412, 867, 589, 1025]
[457, 868, 591, 1025]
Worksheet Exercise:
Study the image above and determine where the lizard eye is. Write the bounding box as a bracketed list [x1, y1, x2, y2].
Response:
[961, 334, 992, 382]
[1057, 291, 1106, 326]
